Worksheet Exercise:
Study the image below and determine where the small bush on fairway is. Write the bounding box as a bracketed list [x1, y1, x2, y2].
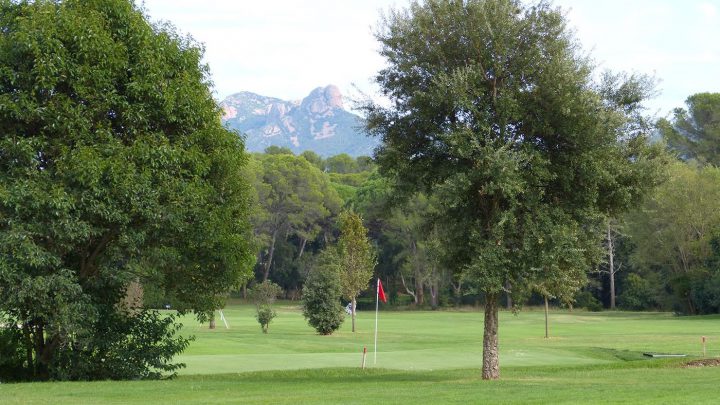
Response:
[249, 281, 282, 333]
[302, 250, 345, 335]
[256, 306, 276, 333]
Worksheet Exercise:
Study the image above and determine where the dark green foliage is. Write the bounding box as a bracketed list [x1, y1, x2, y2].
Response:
[367, 0, 661, 298]
[617, 273, 658, 311]
[366, 0, 663, 377]
[325, 154, 358, 174]
[0, 0, 254, 380]
[659, 92, 720, 166]
[300, 150, 325, 170]
[689, 271, 720, 314]
[0, 326, 30, 382]
[302, 251, 345, 335]
[264, 146, 294, 155]
[51, 309, 190, 381]
[574, 291, 603, 312]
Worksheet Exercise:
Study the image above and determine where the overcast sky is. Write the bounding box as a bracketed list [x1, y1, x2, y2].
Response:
[140, 0, 719, 118]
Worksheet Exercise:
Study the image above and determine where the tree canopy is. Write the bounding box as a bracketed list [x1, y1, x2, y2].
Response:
[365, 0, 662, 379]
[0, 0, 254, 380]
[659, 92, 720, 166]
[249, 153, 341, 284]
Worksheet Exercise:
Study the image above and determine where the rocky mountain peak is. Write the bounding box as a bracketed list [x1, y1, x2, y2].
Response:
[300, 85, 344, 117]
[220, 85, 377, 157]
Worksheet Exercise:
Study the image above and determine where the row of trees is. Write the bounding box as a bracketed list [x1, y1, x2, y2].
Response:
[596, 93, 720, 315]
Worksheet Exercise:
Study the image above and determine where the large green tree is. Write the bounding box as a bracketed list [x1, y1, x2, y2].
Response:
[659, 92, 720, 166]
[0, 0, 254, 380]
[366, 0, 661, 379]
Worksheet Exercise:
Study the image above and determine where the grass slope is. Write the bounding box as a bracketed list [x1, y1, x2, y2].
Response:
[2, 303, 720, 404]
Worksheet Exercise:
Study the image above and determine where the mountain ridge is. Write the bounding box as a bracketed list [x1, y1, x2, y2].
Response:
[221, 85, 377, 157]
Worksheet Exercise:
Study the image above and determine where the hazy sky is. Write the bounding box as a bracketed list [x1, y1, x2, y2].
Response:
[140, 0, 719, 117]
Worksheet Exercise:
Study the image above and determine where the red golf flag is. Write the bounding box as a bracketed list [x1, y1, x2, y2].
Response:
[377, 279, 387, 303]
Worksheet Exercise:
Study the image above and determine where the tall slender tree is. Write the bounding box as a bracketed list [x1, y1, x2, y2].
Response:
[366, 0, 661, 379]
[338, 211, 376, 332]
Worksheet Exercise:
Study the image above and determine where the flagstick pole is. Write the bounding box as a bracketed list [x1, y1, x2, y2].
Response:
[374, 277, 379, 365]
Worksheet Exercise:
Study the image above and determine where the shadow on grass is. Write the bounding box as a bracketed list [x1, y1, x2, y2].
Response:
[180, 368, 473, 385]
[177, 355, 695, 386]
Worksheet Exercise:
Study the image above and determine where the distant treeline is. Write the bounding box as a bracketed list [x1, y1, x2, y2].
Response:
[214, 90, 720, 315]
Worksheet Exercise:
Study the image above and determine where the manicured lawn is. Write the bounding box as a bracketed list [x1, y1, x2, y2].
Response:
[2, 303, 720, 404]
[176, 303, 720, 374]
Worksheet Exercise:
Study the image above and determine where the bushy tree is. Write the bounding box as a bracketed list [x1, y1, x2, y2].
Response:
[366, 0, 661, 379]
[302, 250, 345, 335]
[0, 0, 253, 380]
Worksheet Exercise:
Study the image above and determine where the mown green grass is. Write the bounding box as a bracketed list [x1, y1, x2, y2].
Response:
[2, 303, 720, 404]
[176, 302, 720, 373]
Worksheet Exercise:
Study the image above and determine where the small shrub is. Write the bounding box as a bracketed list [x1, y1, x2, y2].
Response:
[249, 281, 283, 333]
[256, 306, 276, 333]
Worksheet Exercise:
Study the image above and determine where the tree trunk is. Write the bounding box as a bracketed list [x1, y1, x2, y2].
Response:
[505, 281, 512, 309]
[430, 282, 439, 309]
[416, 276, 424, 306]
[263, 229, 278, 281]
[544, 295, 549, 339]
[33, 323, 47, 378]
[400, 273, 417, 304]
[482, 293, 500, 380]
[351, 297, 357, 332]
[298, 237, 308, 259]
[451, 280, 462, 308]
[607, 223, 616, 310]
[22, 325, 33, 375]
[209, 312, 216, 330]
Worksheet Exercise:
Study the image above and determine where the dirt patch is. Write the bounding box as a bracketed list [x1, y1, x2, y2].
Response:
[683, 358, 720, 368]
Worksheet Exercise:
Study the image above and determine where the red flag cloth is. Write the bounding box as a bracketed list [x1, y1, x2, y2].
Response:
[378, 279, 387, 303]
